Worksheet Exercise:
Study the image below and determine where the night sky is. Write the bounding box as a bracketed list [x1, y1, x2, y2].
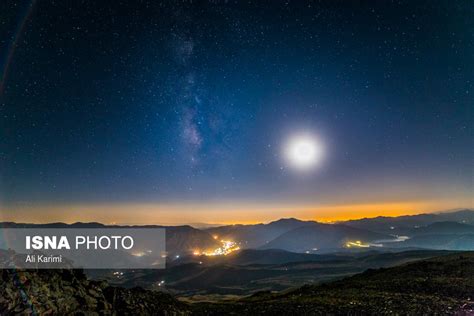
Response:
[0, 1, 472, 224]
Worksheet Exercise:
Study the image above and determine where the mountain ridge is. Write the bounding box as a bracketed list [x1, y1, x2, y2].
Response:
[1, 209, 473, 255]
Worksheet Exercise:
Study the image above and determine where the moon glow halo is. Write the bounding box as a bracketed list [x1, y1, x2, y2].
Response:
[284, 134, 324, 171]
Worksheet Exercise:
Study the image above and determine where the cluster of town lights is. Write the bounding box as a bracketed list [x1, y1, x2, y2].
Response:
[345, 240, 371, 248]
[193, 238, 240, 256]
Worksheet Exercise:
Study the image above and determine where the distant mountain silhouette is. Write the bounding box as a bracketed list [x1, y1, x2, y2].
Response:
[205, 210, 474, 252]
[165, 225, 219, 255]
[260, 223, 391, 253]
[410, 221, 474, 235]
[395, 234, 474, 251]
[1, 209, 472, 255]
[0, 221, 219, 256]
[343, 209, 474, 235]
[206, 218, 315, 248]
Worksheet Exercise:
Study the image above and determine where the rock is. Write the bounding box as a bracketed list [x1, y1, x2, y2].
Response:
[0, 269, 189, 315]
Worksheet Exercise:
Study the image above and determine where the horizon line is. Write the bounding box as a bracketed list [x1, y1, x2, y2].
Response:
[1, 207, 471, 227]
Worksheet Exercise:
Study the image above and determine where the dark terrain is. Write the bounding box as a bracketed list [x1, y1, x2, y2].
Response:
[1, 252, 473, 315]
[2, 210, 474, 314]
[193, 252, 474, 315]
[98, 249, 456, 295]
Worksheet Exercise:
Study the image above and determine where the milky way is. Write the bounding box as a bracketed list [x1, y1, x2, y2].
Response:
[0, 1, 472, 221]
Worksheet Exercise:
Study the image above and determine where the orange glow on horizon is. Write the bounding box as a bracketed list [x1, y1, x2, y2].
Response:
[0, 198, 471, 225]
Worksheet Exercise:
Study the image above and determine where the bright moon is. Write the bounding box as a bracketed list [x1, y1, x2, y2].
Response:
[284, 134, 324, 170]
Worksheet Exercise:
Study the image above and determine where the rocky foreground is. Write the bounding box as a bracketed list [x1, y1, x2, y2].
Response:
[1, 252, 474, 315]
[0, 269, 190, 315]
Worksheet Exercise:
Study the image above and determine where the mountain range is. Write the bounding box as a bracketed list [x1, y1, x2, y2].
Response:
[205, 209, 474, 253]
[1, 209, 473, 257]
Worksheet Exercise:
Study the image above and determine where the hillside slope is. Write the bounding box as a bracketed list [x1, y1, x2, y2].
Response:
[1, 252, 473, 314]
[261, 223, 391, 253]
[343, 209, 474, 235]
[0, 222, 220, 257]
[194, 252, 474, 315]
[206, 218, 315, 248]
